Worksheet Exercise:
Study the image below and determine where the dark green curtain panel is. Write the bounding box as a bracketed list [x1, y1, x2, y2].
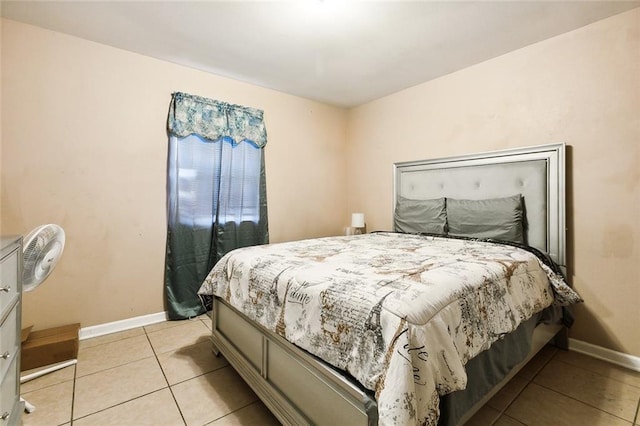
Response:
[165, 92, 269, 319]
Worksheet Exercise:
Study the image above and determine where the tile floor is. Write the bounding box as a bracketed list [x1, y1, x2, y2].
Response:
[19, 315, 640, 426]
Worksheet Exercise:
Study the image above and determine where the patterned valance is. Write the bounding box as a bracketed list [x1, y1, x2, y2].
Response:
[168, 92, 267, 147]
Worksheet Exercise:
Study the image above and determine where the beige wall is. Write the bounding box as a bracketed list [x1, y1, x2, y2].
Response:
[347, 9, 640, 356]
[0, 19, 348, 330]
[2, 8, 639, 357]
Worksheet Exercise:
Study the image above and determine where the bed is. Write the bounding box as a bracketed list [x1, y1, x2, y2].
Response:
[198, 143, 579, 425]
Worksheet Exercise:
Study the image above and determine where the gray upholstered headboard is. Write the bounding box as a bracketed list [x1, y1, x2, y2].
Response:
[393, 143, 566, 271]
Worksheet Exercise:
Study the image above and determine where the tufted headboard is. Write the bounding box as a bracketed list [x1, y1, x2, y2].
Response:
[393, 143, 566, 272]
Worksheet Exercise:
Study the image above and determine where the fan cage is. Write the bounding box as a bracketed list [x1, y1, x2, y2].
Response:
[22, 224, 65, 292]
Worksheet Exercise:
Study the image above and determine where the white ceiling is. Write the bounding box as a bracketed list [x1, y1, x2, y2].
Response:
[2, 1, 639, 108]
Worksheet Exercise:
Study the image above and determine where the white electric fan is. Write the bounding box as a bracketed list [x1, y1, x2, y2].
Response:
[19, 224, 68, 413]
[22, 224, 66, 292]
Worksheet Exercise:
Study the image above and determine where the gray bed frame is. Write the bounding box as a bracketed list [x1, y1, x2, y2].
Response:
[209, 143, 568, 425]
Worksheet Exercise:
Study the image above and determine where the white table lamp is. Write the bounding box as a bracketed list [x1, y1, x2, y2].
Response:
[351, 213, 366, 234]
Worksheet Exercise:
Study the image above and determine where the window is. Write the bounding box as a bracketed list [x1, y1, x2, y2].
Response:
[171, 134, 261, 227]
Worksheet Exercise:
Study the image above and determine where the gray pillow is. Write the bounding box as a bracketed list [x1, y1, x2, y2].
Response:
[446, 195, 524, 244]
[394, 197, 447, 235]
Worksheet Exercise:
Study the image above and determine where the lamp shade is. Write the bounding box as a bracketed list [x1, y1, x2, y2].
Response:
[351, 213, 365, 228]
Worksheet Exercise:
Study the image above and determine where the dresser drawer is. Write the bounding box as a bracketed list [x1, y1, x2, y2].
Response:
[0, 354, 19, 425]
[0, 307, 19, 380]
[0, 249, 19, 320]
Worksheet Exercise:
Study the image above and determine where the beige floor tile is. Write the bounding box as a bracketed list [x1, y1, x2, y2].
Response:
[487, 374, 529, 411]
[534, 359, 640, 422]
[144, 318, 195, 333]
[79, 327, 145, 350]
[493, 414, 526, 425]
[172, 366, 258, 426]
[207, 401, 280, 425]
[73, 388, 185, 426]
[198, 312, 212, 321]
[157, 340, 229, 385]
[515, 344, 558, 381]
[201, 317, 212, 330]
[506, 383, 632, 426]
[73, 357, 167, 419]
[464, 405, 501, 426]
[147, 320, 211, 354]
[21, 380, 73, 426]
[554, 350, 640, 389]
[76, 334, 154, 377]
[21, 364, 75, 393]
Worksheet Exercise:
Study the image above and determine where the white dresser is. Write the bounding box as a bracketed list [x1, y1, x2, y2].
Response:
[0, 237, 23, 426]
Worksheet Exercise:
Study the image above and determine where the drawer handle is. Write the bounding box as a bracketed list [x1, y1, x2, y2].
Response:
[0, 412, 8, 420]
[0, 352, 9, 360]
[0, 286, 10, 293]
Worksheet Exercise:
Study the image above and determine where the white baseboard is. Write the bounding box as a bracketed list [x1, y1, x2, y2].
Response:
[569, 338, 640, 373]
[79, 311, 168, 340]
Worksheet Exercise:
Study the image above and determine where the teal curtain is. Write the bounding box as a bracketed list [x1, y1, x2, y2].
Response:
[165, 92, 269, 319]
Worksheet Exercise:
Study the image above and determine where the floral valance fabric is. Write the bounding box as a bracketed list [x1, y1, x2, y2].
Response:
[168, 92, 267, 147]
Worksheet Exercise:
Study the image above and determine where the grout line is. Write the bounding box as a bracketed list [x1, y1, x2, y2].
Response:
[201, 400, 262, 426]
[144, 325, 188, 426]
[487, 407, 501, 426]
[491, 413, 527, 426]
[495, 348, 557, 419]
[74, 354, 158, 380]
[520, 351, 598, 421]
[70, 363, 77, 425]
[536, 351, 639, 421]
[27, 321, 217, 425]
[70, 389, 171, 423]
[72, 329, 180, 423]
[534, 382, 636, 424]
[144, 316, 209, 336]
[144, 321, 186, 335]
[71, 331, 172, 422]
[168, 364, 231, 387]
[142, 317, 244, 426]
[494, 382, 529, 418]
[20, 373, 76, 395]
[78, 331, 147, 351]
[633, 396, 639, 425]
[499, 413, 527, 425]
[551, 356, 640, 390]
